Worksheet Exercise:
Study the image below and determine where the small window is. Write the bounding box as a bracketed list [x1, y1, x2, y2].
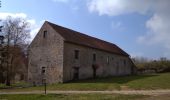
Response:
[43, 30, 47, 38]
[107, 56, 109, 64]
[93, 53, 96, 62]
[74, 50, 79, 59]
[42, 67, 46, 74]
[123, 60, 126, 66]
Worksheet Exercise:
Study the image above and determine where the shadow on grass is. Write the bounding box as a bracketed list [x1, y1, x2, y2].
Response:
[67, 74, 159, 84]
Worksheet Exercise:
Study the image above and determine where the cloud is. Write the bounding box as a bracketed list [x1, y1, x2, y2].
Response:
[0, 13, 27, 19]
[88, 0, 170, 58]
[0, 12, 41, 41]
[137, 1, 170, 51]
[27, 20, 42, 41]
[87, 0, 152, 16]
[138, 14, 170, 47]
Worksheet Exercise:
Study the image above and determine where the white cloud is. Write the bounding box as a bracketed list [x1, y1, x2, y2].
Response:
[137, 1, 170, 51]
[138, 14, 170, 46]
[87, 0, 152, 16]
[28, 20, 41, 41]
[88, 0, 170, 58]
[0, 12, 41, 41]
[0, 13, 27, 19]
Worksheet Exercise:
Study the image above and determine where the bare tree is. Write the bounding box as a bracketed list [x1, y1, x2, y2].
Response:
[2, 16, 30, 46]
[1, 16, 30, 86]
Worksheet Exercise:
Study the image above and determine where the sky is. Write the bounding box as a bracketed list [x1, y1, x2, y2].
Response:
[0, 0, 170, 59]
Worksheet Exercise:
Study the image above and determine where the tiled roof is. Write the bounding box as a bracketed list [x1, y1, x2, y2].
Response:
[47, 21, 129, 57]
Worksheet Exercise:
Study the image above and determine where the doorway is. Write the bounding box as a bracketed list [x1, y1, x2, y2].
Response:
[92, 64, 99, 78]
[73, 67, 79, 80]
[92, 67, 96, 78]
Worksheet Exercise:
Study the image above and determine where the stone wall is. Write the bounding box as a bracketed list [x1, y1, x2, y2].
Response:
[28, 22, 134, 84]
[28, 23, 64, 85]
[63, 42, 133, 82]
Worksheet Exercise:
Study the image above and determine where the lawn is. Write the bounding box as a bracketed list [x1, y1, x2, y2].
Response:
[0, 73, 170, 91]
[0, 94, 147, 100]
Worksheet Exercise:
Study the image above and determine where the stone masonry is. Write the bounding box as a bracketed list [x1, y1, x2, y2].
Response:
[28, 21, 136, 85]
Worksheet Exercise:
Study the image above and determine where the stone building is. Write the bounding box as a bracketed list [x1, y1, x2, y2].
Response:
[28, 21, 136, 85]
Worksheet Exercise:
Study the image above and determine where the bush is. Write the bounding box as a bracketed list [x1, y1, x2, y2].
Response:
[133, 57, 170, 73]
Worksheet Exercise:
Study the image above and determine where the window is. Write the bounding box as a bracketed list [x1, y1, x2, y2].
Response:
[74, 50, 79, 59]
[123, 60, 126, 66]
[43, 30, 47, 38]
[41, 67, 46, 74]
[93, 53, 96, 62]
[107, 56, 109, 64]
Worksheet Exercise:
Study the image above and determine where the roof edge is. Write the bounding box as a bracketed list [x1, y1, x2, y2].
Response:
[46, 21, 130, 57]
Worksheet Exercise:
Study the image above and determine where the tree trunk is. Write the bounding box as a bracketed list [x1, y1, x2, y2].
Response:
[6, 31, 11, 86]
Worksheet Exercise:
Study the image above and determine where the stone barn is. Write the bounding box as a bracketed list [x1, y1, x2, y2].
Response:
[28, 21, 136, 85]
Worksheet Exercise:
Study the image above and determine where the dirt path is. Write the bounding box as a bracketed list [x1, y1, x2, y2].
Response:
[0, 90, 170, 96]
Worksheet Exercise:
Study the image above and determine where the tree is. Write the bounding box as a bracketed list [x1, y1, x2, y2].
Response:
[2, 16, 30, 46]
[1, 16, 30, 86]
[133, 56, 170, 73]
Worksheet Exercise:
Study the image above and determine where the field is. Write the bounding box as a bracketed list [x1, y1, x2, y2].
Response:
[0, 94, 148, 100]
[0, 73, 170, 92]
[1, 73, 170, 100]
[1, 94, 170, 100]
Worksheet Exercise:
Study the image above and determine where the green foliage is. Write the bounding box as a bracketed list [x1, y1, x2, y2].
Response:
[133, 57, 170, 73]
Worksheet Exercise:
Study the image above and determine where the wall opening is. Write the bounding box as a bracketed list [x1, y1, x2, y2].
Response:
[41, 67, 46, 74]
[92, 64, 99, 78]
[74, 50, 79, 59]
[73, 67, 79, 80]
[93, 53, 96, 62]
[43, 30, 47, 38]
[107, 56, 109, 65]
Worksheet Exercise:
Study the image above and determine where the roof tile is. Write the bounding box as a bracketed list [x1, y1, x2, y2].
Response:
[47, 21, 129, 57]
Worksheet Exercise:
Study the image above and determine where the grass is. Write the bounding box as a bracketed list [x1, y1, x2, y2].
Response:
[0, 73, 170, 91]
[0, 94, 147, 100]
[125, 73, 170, 89]
[0, 82, 30, 89]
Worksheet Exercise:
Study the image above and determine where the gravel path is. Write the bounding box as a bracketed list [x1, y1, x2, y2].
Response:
[0, 90, 170, 95]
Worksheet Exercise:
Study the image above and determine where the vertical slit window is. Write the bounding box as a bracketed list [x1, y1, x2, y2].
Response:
[42, 67, 46, 74]
[93, 53, 96, 62]
[124, 60, 126, 66]
[43, 30, 47, 38]
[74, 50, 79, 59]
[107, 56, 109, 64]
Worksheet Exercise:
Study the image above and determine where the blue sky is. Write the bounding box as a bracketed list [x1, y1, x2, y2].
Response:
[0, 0, 170, 59]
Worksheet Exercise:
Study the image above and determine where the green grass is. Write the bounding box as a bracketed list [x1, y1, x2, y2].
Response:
[1, 73, 170, 91]
[0, 82, 30, 89]
[0, 94, 147, 100]
[125, 73, 170, 89]
[0, 84, 6, 88]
